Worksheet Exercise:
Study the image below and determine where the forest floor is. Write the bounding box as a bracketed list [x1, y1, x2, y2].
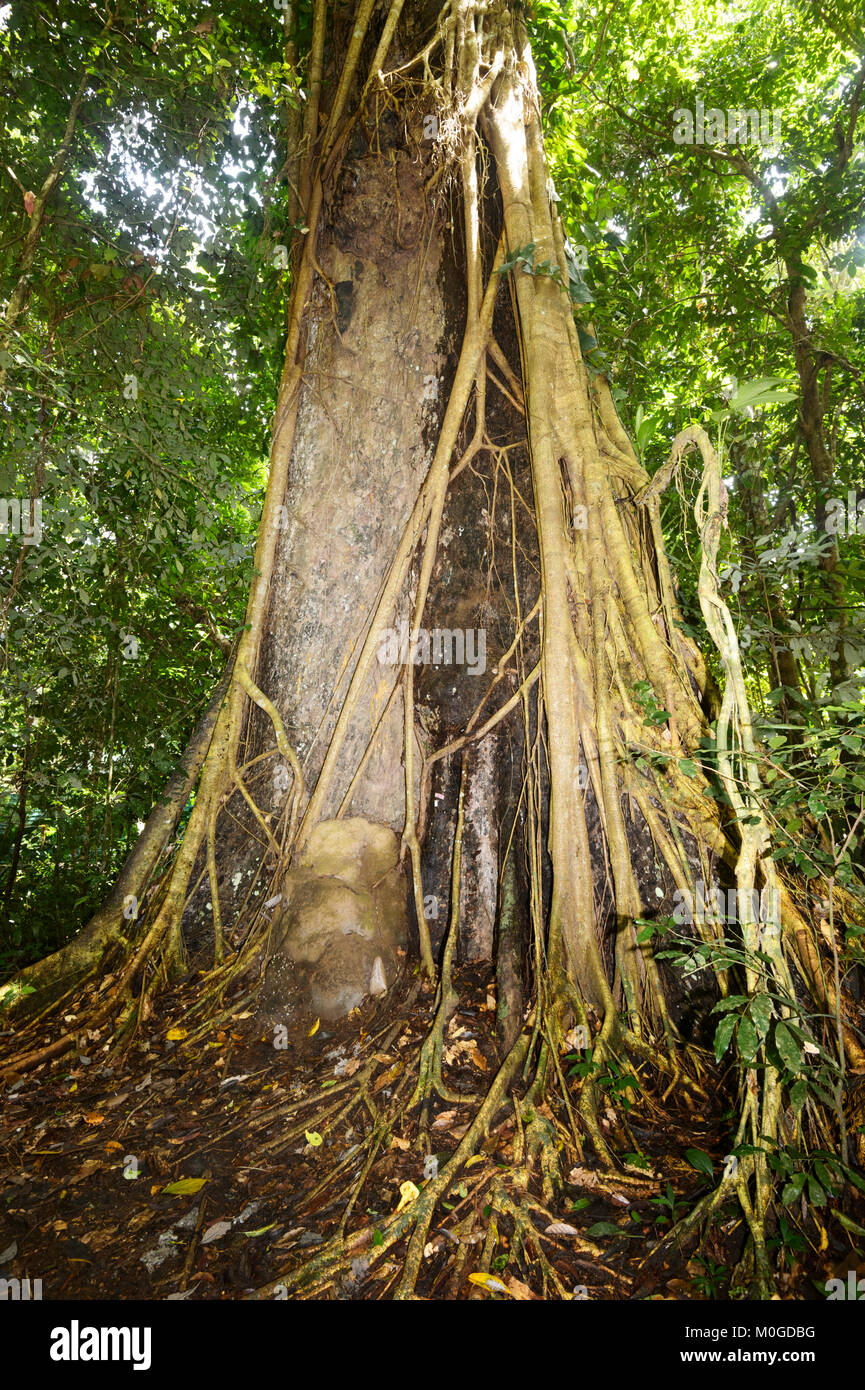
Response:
[0, 965, 861, 1301]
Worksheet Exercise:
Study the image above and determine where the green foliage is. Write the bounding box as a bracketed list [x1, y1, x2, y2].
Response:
[648, 1182, 689, 1225]
[0, 0, 293, 969]
[537, 0, 865, 817]
[684, 1147, 715, 1178]
[497, 238, 592, 302]
[689, 1254, 729, 1298]
[564, 1048, 641, 1113]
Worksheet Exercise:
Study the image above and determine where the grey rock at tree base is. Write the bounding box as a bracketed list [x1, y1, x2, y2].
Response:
[260, 818, 409, 1021]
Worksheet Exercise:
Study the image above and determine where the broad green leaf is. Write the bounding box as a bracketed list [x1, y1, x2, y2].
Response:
[685, 1148, 715, 1178]
[737, 1014, 759, 1062]
[774, 1021, 802, 1074]
[713, 1014, 737, 1061]
[749, 993, 773, 1039]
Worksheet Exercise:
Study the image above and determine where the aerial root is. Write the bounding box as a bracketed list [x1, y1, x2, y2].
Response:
[642, 1172, 736, 1269]
[519, 1108, 563, 1206]
[576, 1006, 619, 1169]
[410, 1010, 467, 1117]
[644, 1162, 776, 1299]
[488, 1186, 579, 1299]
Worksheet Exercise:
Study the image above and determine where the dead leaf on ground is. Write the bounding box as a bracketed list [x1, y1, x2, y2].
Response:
[667, 1277, 703, 1299]
[431, 1109, 458, 1130]
[568, 1166, 605, 1189]
[104, 1092, 131, 1110]
[81, 1227, 118, 1253]
[505, 1275, 535, 1300]
[394, 1181, 419, 1213]
[127, 1210, 154, 1234]
[201, 1220, 232, 1245]
[469, 1043, 487, 1071]
[372, 1061, 404, 1094]
[69, 1159, 102, 1184]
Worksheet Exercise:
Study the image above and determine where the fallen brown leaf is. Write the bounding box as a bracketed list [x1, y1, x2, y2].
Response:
[127, 1210, 154, 1234]
[505, 1275, 536, 1301]
[69, 1160, 102, 1184]
[431, 1108, 458, 1129]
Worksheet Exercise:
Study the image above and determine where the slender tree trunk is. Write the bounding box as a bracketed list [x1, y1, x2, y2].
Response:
[785, 270, 848, 684]
[729, 439, 802, 721]
[1, 705, 30, 923]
